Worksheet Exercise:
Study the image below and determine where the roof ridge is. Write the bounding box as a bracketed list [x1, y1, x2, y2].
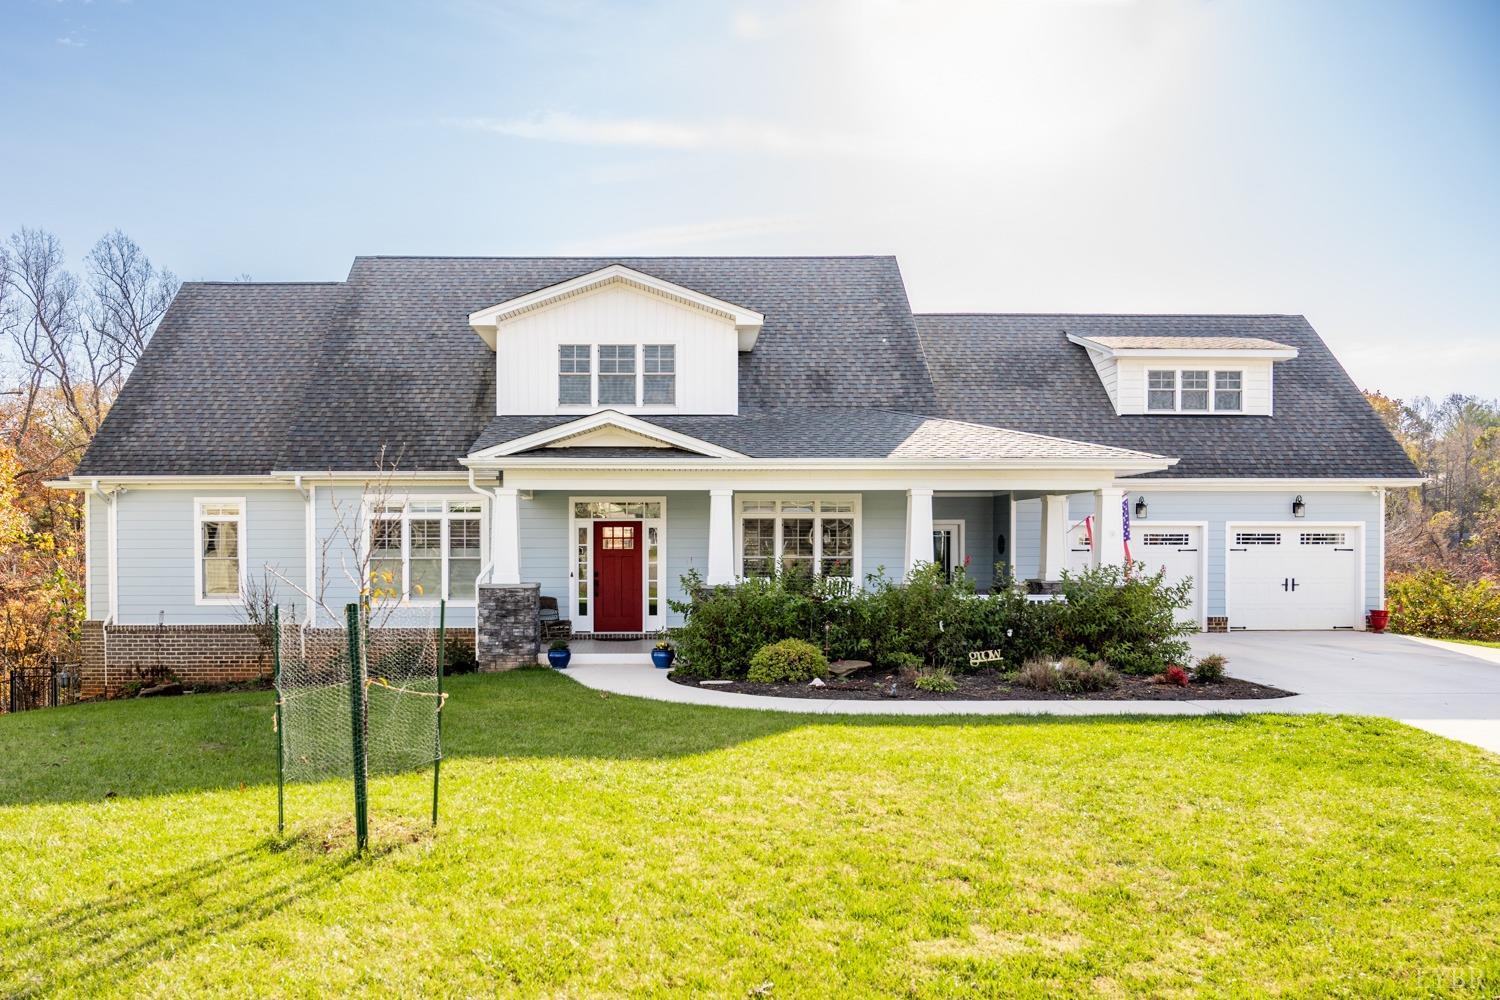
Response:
[915, 311, 1305, 319]
[351, 254, 899, 262]
[184, 280, 347, 287]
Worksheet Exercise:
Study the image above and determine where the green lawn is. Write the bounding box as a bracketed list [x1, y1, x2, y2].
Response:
[2, 673, 1498, 997]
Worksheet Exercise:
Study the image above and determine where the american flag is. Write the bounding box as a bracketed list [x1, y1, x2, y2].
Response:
[1121, 495, 1133, 570]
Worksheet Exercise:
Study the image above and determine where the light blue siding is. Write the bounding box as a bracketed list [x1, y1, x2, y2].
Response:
[1013, 488, 1383, 619]
[112, 488, 305, 624]
[87, 493, 108, 619]
[933, 495, 997, 589]
[861, 491, 906, 584]
[519, 491, 569, 610]
[664, 491, 708, 625]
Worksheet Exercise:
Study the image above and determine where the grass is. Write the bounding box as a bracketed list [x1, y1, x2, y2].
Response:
[2, 671, 1499, 997]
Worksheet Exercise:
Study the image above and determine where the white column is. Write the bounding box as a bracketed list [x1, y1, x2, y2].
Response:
[904, 488, 935, 577]
[707, 488, 735, 584]
[492, 487, 521, 584]
[1039, 493, 1068, 581]
[1094, 487, 1126, 570]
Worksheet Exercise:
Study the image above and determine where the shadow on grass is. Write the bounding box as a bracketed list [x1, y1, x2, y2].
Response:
[0, 668, 1312, 808]
[0, 834, 398, 997]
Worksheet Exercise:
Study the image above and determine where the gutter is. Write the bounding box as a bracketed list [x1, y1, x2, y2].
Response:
[466, 468, 497, 585]
[87, 478, 121, 694]
[292, 475, 316, 627]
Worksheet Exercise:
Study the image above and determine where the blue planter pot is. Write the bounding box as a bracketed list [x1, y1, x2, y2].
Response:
[651, 649, 675, 670]
[547, 649, 571, 670]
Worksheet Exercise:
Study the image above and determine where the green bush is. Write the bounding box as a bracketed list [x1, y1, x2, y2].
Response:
[1056, 657, 1119, 693]
[444, 635, 479, 674]
[913, 668, 958, 693]
[747, 638, 828, 683]
[1014, 657, 1060, 692]
[670, 571, 818, 679]
[1055, 564, 1195, 675]
[1193, 653, 1228, 682]
[1388, 571, 1500, 642]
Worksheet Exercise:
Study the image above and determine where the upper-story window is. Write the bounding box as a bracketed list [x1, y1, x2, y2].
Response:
[1147, 369, 1244, 413]
[557, 344, 678, 407]
[558, 345, 591, 404]
[643, 345, 675, 404]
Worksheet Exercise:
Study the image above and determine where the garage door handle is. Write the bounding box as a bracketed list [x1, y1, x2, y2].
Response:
[1335, 547, 1354, 552]
[1230, 547, 1247, 552]
[1178, 548, 1197, 552]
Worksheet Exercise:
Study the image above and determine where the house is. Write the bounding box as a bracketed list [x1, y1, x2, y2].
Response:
[56, 256, 1420, 692]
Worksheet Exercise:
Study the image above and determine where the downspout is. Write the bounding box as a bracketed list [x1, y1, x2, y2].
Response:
[89, 479, 120, 694]
[293, 475, 316, 627]
[467, 468, 496, 584]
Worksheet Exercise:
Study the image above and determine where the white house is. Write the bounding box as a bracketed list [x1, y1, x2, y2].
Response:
[57, 255, 1421, 690]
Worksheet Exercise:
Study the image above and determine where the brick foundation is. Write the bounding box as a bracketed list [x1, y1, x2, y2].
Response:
[477, 583, 540, 671]
[1206, 616, 1229, 633]
[80, 621, 477, 697]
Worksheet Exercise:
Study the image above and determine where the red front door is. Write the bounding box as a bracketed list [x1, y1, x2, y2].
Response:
[593, 521, 643, 632]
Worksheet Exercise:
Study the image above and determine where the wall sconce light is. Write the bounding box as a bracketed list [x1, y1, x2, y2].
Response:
[1292, 495, 1306, 518]
[1134, 496, 1148, 520]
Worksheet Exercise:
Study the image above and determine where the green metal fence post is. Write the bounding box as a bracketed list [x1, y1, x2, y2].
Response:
[273, 606, 284, 836]
[433, 599, 445, 827]
[345, 602, 370, 852]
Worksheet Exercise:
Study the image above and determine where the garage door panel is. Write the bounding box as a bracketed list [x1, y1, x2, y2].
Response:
[1137, 527, 1203, 629]
[1228, 525, 1361, 630]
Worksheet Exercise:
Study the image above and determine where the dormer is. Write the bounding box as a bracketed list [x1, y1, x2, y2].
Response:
[1066, 333, 1299, 416]
[469, 265, 764, 416]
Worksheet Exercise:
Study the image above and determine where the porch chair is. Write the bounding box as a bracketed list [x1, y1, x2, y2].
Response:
[539, 596, 572, 642]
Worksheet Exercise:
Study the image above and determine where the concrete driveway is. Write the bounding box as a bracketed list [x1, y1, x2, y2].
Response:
[1190, 631, 1500, 754]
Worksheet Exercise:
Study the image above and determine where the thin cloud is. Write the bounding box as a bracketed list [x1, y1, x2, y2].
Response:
[556, 215, 806, 254]
[452, 112, 862, 158]
[55, 36, 86, 47]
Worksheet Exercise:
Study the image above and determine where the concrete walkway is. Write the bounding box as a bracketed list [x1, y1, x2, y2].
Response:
[557, 631, 1500, 754]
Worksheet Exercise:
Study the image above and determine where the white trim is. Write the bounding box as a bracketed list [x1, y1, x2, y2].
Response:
[735, 494, 863, 586]
[1066, 333, 1299, 361]
[1115, 477, 1427, 490]
[932, 519, 965, 579]
[1131, 519, 1209, 632]
[1007, 495, 1017, 578]
[468, 264, 765, 351]
[193, 497, 247, 606]
[1376, 486, 1387, 610]
[106, 488, 119, 623]
[1223, 520, 1366, 631]
[470, 410, 746, 461]
[82, 492, 92, 621]
[567, 496, 668, 633]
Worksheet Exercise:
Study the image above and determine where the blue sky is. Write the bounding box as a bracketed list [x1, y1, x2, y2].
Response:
[2, 0, 1496, 399]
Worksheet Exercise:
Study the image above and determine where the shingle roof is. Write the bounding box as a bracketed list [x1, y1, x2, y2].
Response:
[75, 259, 1417, 481]
[76, 282, 349, 477]
[915, 314, 1418, 479]
[1081, 335, 1296, 352]
[474, 408, 1168, 463]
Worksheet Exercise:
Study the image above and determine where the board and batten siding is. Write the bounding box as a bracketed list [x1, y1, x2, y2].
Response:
[1113, 357, 1274, 415]
[495, 283, 740, 416]
[1014, 489, 1382, 618]
[108, 488, 305, 625]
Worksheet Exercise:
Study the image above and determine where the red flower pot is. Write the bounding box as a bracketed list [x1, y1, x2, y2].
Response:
[1367, 610, 1390, 633]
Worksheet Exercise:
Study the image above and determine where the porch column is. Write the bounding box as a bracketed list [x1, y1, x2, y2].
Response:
[1039, 493, 1069, 581]
[904, 488, 934, 577]
[707, 488, 735, 585]
[1093, 487, 1126, 570]
[492, 487, 521, 585]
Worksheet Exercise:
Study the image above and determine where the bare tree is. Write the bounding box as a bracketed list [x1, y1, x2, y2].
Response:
[85, 229, 177, 373]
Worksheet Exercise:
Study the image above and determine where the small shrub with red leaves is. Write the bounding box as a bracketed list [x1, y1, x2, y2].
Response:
[1155, 664, 1190, 687]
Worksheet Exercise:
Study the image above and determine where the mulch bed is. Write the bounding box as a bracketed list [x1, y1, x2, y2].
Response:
[669, 668, 1294, 702]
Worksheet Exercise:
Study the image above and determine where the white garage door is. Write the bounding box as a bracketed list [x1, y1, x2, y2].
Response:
[1064, 521, 1204, 629]
[1227, 524, 1363, 630]
[1136, 526, 1204, 629]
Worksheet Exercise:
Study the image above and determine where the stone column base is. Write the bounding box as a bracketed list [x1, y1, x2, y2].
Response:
[477, 583, 540, 671]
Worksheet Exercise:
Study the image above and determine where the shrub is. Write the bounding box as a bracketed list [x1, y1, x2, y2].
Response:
[1155, 664, 1190, 687]
[670, 571, 818, 679]
[444, 635, 479, 675]
[1388, 571, 1500, 642]
[1015, 657, 1060, 692]
[548, 638, 570, 652]
[883, 650, 924, 674]
[913, 668, 958, 693]
[1193, 653, 1228, 683]
[747, 638, 828, 683]
[1057, 564, 1195, 675]
[1055, 657, 1119, 693]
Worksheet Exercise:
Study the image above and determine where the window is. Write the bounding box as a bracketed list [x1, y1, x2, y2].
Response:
[597, 345, 636, 405]
[1147, 370, 1176, 411]
[1235, 532, 1282, 546]
[368, 499, 484, 603]
[1142, 532, 1191, 547]
[643, 344, 675, 405]
[1147, 368, 1245, 412]
[1300, 531, 1346, 546]
[196, 500, 244, 602]
[558, 344, 591, 405]
[739, 498, 857, 581]
[1180, 370, 1210, 411]
[1214, 370, 1243, 411]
